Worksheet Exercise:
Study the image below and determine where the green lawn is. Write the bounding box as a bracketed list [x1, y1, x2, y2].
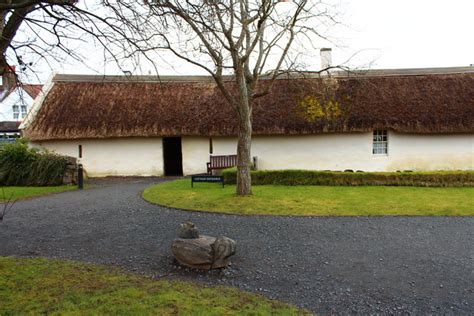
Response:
[143, 179, 474, 216]
[0, 257, 304, 315]
[0, 185, 76, 202]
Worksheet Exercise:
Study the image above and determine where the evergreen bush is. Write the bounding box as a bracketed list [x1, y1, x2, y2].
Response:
[0, 140, 69, 186]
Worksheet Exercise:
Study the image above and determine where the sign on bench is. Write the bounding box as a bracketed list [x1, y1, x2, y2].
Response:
[191, 175, 224, 188]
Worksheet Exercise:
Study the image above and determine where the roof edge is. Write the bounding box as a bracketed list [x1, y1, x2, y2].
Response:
[20, 72, 56, 130]
[52, 66, 474, 83]
[27, 129, 474, 142]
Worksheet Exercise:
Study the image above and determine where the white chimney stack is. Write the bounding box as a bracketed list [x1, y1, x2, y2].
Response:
[320, 48, 332, 70]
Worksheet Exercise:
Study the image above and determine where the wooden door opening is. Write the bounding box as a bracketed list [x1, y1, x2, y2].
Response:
[163, 137, 183, 176]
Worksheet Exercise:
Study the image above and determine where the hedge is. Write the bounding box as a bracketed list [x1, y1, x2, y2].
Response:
[222, 168, 474, 187]
[0, 140, 69, 186]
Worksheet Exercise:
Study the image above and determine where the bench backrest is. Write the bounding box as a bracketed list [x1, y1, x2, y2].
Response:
[209, 154, 237, 169]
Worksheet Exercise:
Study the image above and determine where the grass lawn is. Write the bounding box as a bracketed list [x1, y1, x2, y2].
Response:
[143, 179, 474, 216]
[0, 185, 76, 202]
[0, 257, 303, 315]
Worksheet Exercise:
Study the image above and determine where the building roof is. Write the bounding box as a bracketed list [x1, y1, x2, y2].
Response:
[22, 67, 474, 141]
[0, 121, 20, 132]
[22, 84, 43, 99]
[0, 84, 43, 102]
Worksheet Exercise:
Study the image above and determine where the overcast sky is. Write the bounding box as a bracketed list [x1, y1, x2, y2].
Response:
[339, 0, 474, 69]
[30, 0, 474, 80]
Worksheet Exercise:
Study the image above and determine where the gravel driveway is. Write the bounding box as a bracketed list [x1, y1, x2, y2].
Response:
[1, 178, 473, 314]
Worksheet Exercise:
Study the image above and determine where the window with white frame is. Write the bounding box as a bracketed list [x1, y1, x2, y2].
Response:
[373, 130, 388, 155]
[12, 105, 19, 119]
[21, 105, 27, 118]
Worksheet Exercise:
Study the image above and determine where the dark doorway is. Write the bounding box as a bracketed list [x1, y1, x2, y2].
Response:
[163, 137, 183, 176]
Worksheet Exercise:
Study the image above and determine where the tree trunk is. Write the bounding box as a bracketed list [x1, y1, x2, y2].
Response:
[236, 71, 252, 196]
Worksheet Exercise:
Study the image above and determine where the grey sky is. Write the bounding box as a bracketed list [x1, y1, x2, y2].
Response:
[28, 0, 474, 81]
[339, 0, 474, 69]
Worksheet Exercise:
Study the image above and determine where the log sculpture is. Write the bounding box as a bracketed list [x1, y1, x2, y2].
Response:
[171, 222, 236, 270]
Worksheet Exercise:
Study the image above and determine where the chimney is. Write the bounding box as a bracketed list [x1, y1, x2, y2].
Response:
[1, 66, 17, 91]
[320, 48, 332, 70]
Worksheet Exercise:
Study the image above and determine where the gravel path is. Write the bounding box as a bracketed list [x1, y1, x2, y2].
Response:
[1, 178, 473, 314]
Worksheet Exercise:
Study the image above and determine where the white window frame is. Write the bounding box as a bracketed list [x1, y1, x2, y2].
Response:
[21, 105, 28, 118]
[12, 105, 19, 120]
[373, 130, 388, 155]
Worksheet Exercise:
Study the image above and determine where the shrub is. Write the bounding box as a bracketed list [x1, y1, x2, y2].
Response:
[222, 168, 474, 187]
[0, 139, 69, 186]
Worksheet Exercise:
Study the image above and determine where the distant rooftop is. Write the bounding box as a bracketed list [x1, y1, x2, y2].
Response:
[52, 66, 474, 83]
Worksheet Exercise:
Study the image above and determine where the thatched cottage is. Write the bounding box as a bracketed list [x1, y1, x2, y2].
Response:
[20, 67, 474, 177]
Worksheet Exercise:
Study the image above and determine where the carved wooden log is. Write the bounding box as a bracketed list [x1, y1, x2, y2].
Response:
[171, 235, 236, 270]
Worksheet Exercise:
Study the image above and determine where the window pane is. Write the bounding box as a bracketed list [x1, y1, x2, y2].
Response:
[373, 130, 388, 155]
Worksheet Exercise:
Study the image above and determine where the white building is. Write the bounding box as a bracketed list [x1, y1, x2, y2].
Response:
[0, 84, 43, 121]
[21, 67, 474, 177]
[0, 69, 42, 142]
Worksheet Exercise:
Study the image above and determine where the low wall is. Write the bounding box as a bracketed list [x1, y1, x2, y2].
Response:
[62, 156, 78, 185]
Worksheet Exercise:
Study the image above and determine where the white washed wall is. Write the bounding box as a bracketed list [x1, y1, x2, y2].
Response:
[33, 138, 164, 177]
[386, 132, 473, 171]
[32, 132, 473, 177]
[181, 137, 210, 175]
[212, 131, 474, 172]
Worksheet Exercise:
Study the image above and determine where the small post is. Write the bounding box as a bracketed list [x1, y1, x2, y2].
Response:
[252, 156, 258, 170]
[78, 164, 84, 190]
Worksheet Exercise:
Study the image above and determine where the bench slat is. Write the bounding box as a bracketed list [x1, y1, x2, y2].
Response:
[208, 154, 237, 173]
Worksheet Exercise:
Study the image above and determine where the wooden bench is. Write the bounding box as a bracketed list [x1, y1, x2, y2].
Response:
[207, 155, 237, 174]
[207, 154, 258, 174]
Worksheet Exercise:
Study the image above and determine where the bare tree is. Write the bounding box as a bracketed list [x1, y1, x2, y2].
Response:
[1, 0, 342, 195]
[0, 1, 145, 83]
[103, 0, 340, 195]
[1, 1, 76, 78]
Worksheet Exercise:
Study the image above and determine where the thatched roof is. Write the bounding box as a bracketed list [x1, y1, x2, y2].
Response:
[23, 68, 474, 141]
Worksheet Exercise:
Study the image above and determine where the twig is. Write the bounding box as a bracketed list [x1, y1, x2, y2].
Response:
[0, 187, 16, 222]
